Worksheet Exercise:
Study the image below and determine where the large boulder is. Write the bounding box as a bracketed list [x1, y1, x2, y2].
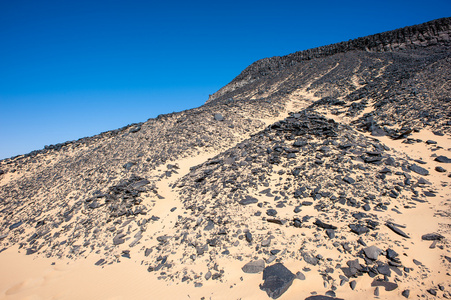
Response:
[260, 263, 295, 299]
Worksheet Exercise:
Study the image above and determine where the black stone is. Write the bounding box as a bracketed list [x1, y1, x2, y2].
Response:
[303, 253, 319, 266]
[435, 166, 446, 172]
[421, 233, 444, 240]
[408, 164, 429, 176]
[204, 220, 215, 231]
[435, 155, 451, 163]
[326, 229, 335, 239]
[266, 209, 278, 216]
[314, 219, 337, 230]
[267, 219, 284, 225]
[9, 221, 23, 230]
[377, 264, 391, 276]
[349, 224, 370, 235]
[123, 162, 135, 170]
[402, 289, 410, 298]
[343, 176, 355, 184]
[260, 263, 296, 299]
[240, 196, 258, 205]
[386, 223, 410, 238]
[245, 232, 253, 243]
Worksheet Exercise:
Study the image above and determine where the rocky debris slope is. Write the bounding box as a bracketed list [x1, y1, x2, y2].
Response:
[208, 17, 450, 102]
[0, 101, 288, 255]
[145, 109, 449, 298]
[210, 45, 451, 136]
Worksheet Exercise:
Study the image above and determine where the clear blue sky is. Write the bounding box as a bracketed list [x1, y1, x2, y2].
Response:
[1, 0, 450, 159]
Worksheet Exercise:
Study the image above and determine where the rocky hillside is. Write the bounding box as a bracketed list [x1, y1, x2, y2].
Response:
[0, 17, 450, 300]
[208, 17, 451, 103]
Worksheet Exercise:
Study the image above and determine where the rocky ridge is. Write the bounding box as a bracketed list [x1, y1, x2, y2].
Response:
[208, 17, 451, 103]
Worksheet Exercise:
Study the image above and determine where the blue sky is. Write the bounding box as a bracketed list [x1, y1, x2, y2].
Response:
[1, 0, 450, 159]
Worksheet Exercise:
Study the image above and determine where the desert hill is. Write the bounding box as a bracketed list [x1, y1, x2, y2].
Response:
[0, 17, 450, 300]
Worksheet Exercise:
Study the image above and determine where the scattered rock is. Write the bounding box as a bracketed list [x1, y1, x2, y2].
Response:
[9, 221, 23, 230]
[214, 113, 224, 121]
[303, 253, 319, 266]
[435, 155, 451, 163]
[402, 289, 410, 298]
[314, 219, 337, 230]
[245, 232, 253, 243]
[239, 196, 258, 205]
[295, 271, 305, 280]
[408, 164, 429, 176]
[349, 224, 370, 235]
[386, 223, 410, 238]
[242, 259, 265, 274]
[435, 166, 446, 172]
[123, 162, 135, 170]
[266, 209, 278, 216]
[363, 246, 382, 260]
[422, 233, 444, 241]
[343, 176, 355, 184]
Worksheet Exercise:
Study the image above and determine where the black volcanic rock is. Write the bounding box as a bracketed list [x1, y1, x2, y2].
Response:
[9, 221, 23, 230]
[240, 196, 258, 205]
[349, 224, 370, 235]
[260, 263, 295, 299]
[408, 164, 429, 176]
[435, 155, 451, 163]
[314, 219, 337, 230]
[386, 223, 410, 238]
[422, 233, 444, 240]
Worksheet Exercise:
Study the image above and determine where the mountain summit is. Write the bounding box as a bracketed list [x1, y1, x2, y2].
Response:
[0, 17, 450, 299]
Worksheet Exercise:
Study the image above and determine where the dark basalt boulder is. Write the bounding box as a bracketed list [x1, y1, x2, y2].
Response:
[260, 263, 296, 299]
